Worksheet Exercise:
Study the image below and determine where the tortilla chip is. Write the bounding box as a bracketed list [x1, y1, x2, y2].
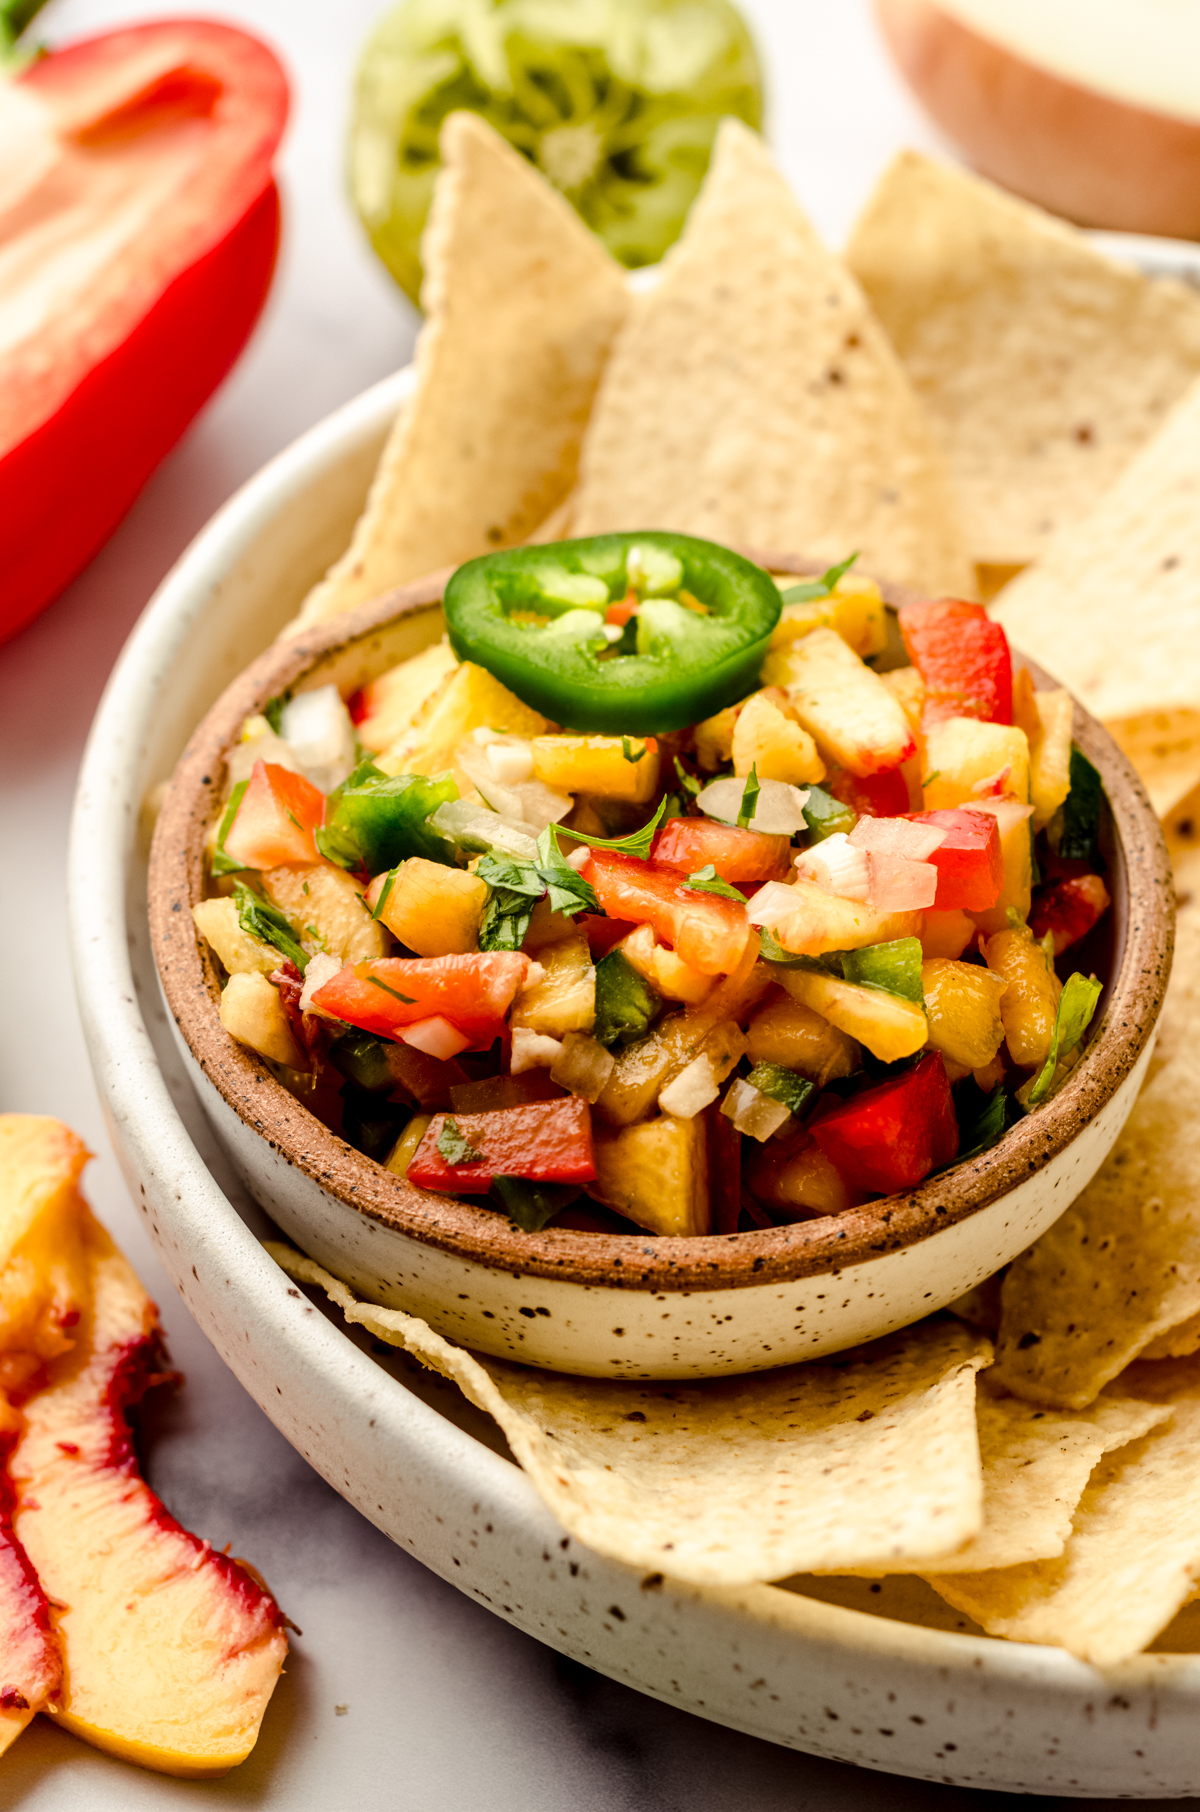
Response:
[840, 1381, 1169, 1576]
[569, 121, 972, 597]
[990, 374, 1200, 722]
[1107, 709, 1200, 823]
[295, 114, 628, 627]
[268, 1245, 989, 1585]
[845, 152, 1200, 569]
[993, 910, 1200, 1408]
[927, 1365, 1200, 1666]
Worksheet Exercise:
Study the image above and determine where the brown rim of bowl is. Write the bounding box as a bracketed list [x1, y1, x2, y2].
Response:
[149, 561, 1174, 1294]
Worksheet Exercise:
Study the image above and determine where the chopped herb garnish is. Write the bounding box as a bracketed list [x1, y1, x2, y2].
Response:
[366, 975, 415, 1004]
[685, 864, 746, 903]
[1056, 745, 1103, 863]
[371, 868, 398, 922]
[921, 770, 941, 789]
[1025, 971, 1103, 1108]
[262, 690, 291, 735]
[544, 797, 667, 863]
[778, 552, 859, 605]
[209, 779, 249, 876]
[736, 764, 761, 830]
[621, 736, 646, 763]
[232, 882, 308, 974]
[533, 827, 600, 916]
[673, 756, 701, 799]
[437, 1117, 485, 1165]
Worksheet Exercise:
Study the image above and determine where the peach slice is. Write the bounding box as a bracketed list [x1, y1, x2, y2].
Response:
[9, 1203, 288, 1777]
[0, 1115, 91, 1393]
[0, 1396, 61, 1757]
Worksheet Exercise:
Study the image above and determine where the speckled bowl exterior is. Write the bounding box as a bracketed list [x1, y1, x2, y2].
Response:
[149, 565, 1173, 1380]
[74, 346, 1200, 1793]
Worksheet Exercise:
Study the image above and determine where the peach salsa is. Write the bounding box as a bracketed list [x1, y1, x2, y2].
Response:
[193, 533, 1110, 1237]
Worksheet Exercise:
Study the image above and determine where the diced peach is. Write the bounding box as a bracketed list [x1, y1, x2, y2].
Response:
[745, 995, 858, 1084]
[366, 859, 486, 956]
[754, 877, 921, 956]
[731, 689, 825, 785]
[762, 627, 915, 776]
[984, 924, 1063, 1070]
[354, 642, 459, 754]
[922, 959, 1008, 1071]
[531, 734, 659, 803]
[920, 909, 976, 960]
[921, 718, 1031, 811]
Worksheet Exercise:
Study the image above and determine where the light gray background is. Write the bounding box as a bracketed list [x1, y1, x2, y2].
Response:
[0, 2, 1174, 1805]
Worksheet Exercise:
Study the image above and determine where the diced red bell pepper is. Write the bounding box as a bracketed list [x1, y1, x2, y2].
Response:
[810, 1053, 959, 1196]
[827, 765, 911, 819]
[312, 953, 531, 1048]
[579, 915, 637, 959]
[581, 850, 750, 975]
[899, 600, 1013, 729]
[407, 1098, 595, 1192]
[907, 808, 1004, 911]
[651, 818, 790, 883]
[223, 761, 325, 869]
[1030, 874, 1112, 956]
[3, 21, 288, 644]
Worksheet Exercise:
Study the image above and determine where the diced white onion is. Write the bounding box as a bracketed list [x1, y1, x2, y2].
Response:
[455, 742, 571, 833]
[511, 1026, 564, 1073]
[696, 775, 810, 835]
[865, 853, 939, 911]
[550, 1033, 616, 1103]
[794, 831, 872, 900]
[659, 1052, 720, 1119]
[429, 800, 540, 859]
[397, 1017, 471, 1059]
[564, 845, 592, 873]
[745, 881, 803, 928]
[279, 685, 358, 795]
[226, 721, 301, 785]
[848, 816, 946, 860]
[720, 1078, 792, 1141]
[486, 741, 536, 784]
[298, 952, 343, 1016]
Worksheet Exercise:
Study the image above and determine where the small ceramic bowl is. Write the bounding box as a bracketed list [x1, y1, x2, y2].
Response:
[148, 565, 1173, 1380]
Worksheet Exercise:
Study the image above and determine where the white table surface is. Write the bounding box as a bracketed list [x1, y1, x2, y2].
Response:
[0, 3, 1167, 1806]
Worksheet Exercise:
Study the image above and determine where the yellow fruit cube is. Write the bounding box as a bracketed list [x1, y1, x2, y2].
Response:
[966, 799, 1035, 936]
[385, 1115, 432, 1179]
[356, 642, 459, 754]
[192, 898, 282, 976]
[591, 1114, 708, 1236]
[922, 959, 1008, 1071]
[922, 717, 1031, 810]
[984, 924, 1062, 1070]
[762, 627, 915, 776]
[745, 996, 858, 1084]
[694, 704, 739, 773]
[530, 734, 659, 803]
[219, 973, 302, 1068]
[263, 863, 388, 964]
[881, 665, 926, 735]
[367, 859, 486, 956]
[1030, 689, 1074, 831]
[378, 663, 548, 780]
[731, 689, 825, 785]
[510, 934, 595, 1035]
[777, 968, 927, 1064]
[617, 926, 713, 1005]
[769, 572, 888, 659]
[919, 909, 975, 960]
[761, 878, 921, 956]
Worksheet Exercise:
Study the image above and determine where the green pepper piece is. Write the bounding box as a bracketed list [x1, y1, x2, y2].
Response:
[349, 0, 762, 306]
[1055, 746, 1104, 863]
[492, 1176, 581, 1233]
[444, 533, 781, 734]
[592, 949, 662, 1048]
[745, 1062, 815, 1119]
[317, 762, 459, 873]
[841, 938, 925, 1005]
[340, 1085, 410, 1164]
[802, 784, 856, 843]
[328, 1030, 406, 1094]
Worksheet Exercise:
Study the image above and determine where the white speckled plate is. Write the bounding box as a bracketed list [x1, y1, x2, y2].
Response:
[70, 238, 1200, 1797]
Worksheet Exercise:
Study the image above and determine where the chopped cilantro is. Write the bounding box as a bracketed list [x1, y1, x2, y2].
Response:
[685, 864, 746, 903]
[1025, 972, 1103, 1108]
[371, 868, 398, 922]
[544, 797, 667, 863]
[778, 552, 859, 604]
[736, 764, 761, 830]
[209, 780, 249, 876]
[673, 756, 702, 799]
[366, 975, 415, 1004]
[621, 736, 647, 763]
[232, 882, 308, 973]
[437, 1117, 485, 1165]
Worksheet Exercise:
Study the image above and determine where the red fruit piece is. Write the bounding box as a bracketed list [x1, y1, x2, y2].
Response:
[651, 818, 791, 883]
[0, 1407, 61, 1755]
[810, 1052, 959, 1196]
[1030, 874, 1112, 956]
[408, 1098, 596, 1192]
[222, 761, 325, 869]
[312, 952, 530, 1048]
[827, 765, 911, 819]
[899, 599, 1013, 729]
[582, 851, 750, 975]
[907, 807, 1005, 910]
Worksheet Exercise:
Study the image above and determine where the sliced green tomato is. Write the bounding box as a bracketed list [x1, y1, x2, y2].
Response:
[350, 0, 762, 304]
[444, 533, 781, 734]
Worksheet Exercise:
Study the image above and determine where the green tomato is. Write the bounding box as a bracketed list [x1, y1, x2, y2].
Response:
[350, 0, 763, 305]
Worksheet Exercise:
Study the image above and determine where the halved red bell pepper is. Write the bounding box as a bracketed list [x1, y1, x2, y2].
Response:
[898, 600, 1013, 730]
[2, 20, 288, 644]
[907, 807, 1004, 911]
[581, 850, 750, 975]
[1030, 874, 1112, 956]
[312, 953, 532, 1048]
[407, 1098, 596, 1192]
[810, 1052, 958, 1195]
[651, 818, 790, 883]
[223, 762, 325, 869]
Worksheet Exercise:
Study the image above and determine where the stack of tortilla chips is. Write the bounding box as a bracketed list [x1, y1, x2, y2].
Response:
[278, 109, 1200, 1668]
